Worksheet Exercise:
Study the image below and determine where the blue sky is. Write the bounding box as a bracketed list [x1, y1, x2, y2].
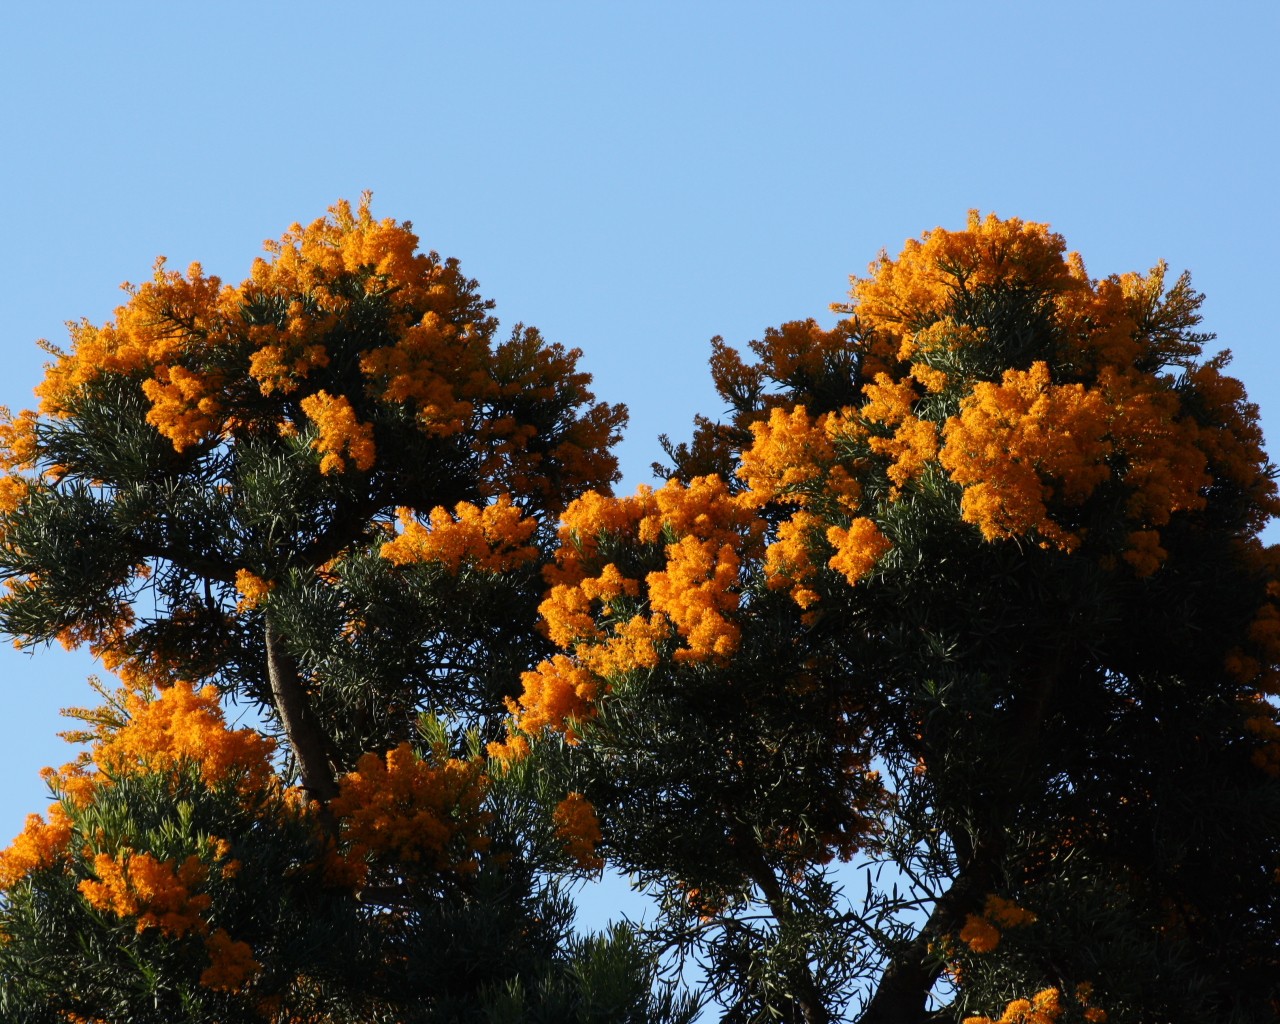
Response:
[1, 0, 1277, 930]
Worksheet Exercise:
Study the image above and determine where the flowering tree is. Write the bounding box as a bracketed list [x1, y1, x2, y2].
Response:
[0, 199, 697, 1023]
[4, 205, 1278, 1024]
[491, 214, 1280, 1023]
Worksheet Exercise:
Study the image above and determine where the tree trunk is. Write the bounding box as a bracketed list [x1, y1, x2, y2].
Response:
[265, 620, 340, 805]
[736, 830, 831, 1024]
[857, 846, 1001, 1024]
[860, 663, 1062, 1023]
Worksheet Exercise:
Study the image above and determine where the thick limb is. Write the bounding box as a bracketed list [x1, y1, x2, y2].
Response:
[265, 619, 340, 805]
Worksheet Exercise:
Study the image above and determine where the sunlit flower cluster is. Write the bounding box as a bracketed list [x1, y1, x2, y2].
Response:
[939, 361, 1211, 566]
[299, 390, 376, 474]
[329, 741, 491, 877]
[940, 363, 1114, 552]
[93, 681, 276, 793]
[737, 405, 862, 510]
[962, 987, 1064, 1024]
[380, 496, 538, 574]
[79, 850, 211, 937]
[495, 654, 602, 755]
[77, 842, 260, 993]
[846, 210, 1077, 347]
[234, 569, 275, 611]
[19, 193, 623, 516]
[0, 805, 73, 888]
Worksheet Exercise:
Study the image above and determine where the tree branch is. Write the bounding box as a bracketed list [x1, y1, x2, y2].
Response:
[265, 619, 339, 806]
[735, 829, 831, 1024]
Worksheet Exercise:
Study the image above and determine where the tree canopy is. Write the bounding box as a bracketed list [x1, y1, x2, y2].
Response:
[1, 204, 1277, 1024]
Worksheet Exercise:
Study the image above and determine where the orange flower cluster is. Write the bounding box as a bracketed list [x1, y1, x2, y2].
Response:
[21, 194, 623, 517]
[826, 518, 894, 587]
[299, 390, 376, 474]
[200, 927, 262, 993]
[939, 361, 1211, 566]
[846, 211, 1077, 347]
[358, 316, 478, 435]
[963, 988, 1064, 1024]
[495, 654, 602, 755]
[736, 402, 901, 603]
[964, 985, 1106, 1024]
[0, 805, 74, 888]
[380, 496, 538, 574]
[234, 569, 274, 611]
[647, 535, 742, 661]
[0, 404, 39, 511]
[94, 681, 276, 793]
[79, 850, 211, 937]
[77, 843, 260, 993]
[762, 511, 823, 609]
[496, 478, 772, 754]
[248, 336, 330, 397]
[37, 260, 233, 448]
[862, 374, 939, 495]
[553, 792, 604, 871]
[737, 405, 863, 511]
[960, 895, 1038, 953]
[329, 742, 491, 876]
[940, 363, 1113, 552]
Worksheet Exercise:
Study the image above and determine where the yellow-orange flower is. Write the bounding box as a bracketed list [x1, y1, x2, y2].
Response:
[329, 742, 490, 874]
[940, 362, 1112, 551]
[964, 988, 1067, 1024]
[738, 406, 863, 511]
[380, 496, 537, 574]
[554, 792, 604, 872]
[647, 536, 742, 662]
[299, 390, 376, 474]
[94, 681, 276, 793]
[763, 511, 823, 609]
[234, 569, 274, 611]
[78, 850, 211, 937]
[503, 655, 602, 745]
[845, 210, 1078, 350]
[959, 913, 1000, 952]
[826, 518, 892, 585]
[0, 805, 74, 888]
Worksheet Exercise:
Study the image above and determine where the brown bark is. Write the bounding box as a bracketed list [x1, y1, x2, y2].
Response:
[736, 830, 831, 1024]
[265, 620, 340, 806]
[857, 844, 1002, 1024]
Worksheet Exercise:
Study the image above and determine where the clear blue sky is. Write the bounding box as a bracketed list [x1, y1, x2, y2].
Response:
[1, 1, 1277, 931]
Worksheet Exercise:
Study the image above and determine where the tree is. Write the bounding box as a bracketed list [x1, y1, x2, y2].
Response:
[4, 204, 1279, 1024]
[493, 212, 1280, 1023]
[0, 196, 696, 1023]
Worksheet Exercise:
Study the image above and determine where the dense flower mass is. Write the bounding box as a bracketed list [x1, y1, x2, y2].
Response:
[380, 496, 538, 573]
[329, 741, 491, 876]
[92, 681, 276, 793]
[0, 806, 73, 888]
[78, 851, 212, 938]
[23, 192, 624, 513]
[299, 390, 377, 474]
